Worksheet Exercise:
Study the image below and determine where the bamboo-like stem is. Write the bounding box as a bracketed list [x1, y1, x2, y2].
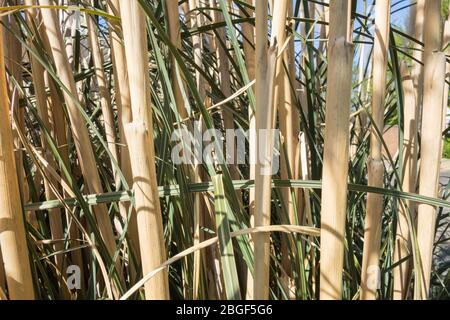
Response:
[188, 0, 205, 300]
[287, 0, 303, 289]
[166, 0, 189, 119]
[240, 0, 256, 300]
[39, 0, 121, 283]
[86, 5, 119, 180]
[45, 72, 70, 168]
[319, 0, 353, 300]
[269, 0, 298, 297]
[120, 0, 169, 300]
[108, 0, 132, 185]
[392, 2, 426, 297]
[3, 8, 28, 204]
[392, 63, 418, 300]
[253, 0, 278, 300]
[360, 0, 391, 300]
[107, 0, 140, 280]
[0, 26, 35, 300]
[415, 0, 445, 300]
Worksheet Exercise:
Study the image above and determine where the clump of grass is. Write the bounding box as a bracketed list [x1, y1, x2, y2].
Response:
[0, 0, 448, 301]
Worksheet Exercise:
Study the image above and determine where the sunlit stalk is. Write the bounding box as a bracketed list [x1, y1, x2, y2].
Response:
[415, 0, 446, 300]
[253, 0, 278, 300]
[319, 0, 354, 300]
[0, 25, 35, 300]
[120, 0, 170, 300]
[360, 0, 391, 300]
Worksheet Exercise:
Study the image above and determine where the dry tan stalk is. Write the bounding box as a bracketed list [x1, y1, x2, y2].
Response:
[319, 0, 353, 300]
[107, 0, 141, 279]
[3, 9, 29, 204]
[253, 0, 278, 300]
[39, 0, 121, 281]
[86, 6, 119, 179]
[239, 0, 256, 300]
[120, 0, 169, 299]
[188, 0, 206, 300]
[107, 0, 133, 182]
[269, 0, 299, 297]
[0, 26, 35, 300]
[86, 6, 136, 282]
[360, 0, 391, 300]
[297, 3, 313, 234]
[415, 53, 446, 299]
[271, 0, 288, 212]
[415, 0, 446, 300]
[392, 63, 418, 300]
[44, 72, 70, 167]
[166, 0, 189, 119]
[287, 3, 303, 296]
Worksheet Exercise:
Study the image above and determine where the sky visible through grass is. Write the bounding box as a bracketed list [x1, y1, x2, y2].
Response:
[357, 0, 412, 28]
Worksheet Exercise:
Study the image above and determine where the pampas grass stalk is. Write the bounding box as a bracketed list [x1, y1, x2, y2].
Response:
[415, 0, 446, 300]
[392, 63, 419, 300]
[0, 25, 35, 300]
[360, 0, 391, 300]
[253, 0, 278, 300]
[120, 0, 169, 299]
[319, 0, 354, 300]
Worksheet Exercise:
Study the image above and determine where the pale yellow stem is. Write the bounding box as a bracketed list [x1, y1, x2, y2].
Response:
[360, 0, 391, 300]
[120, 0, 169, 300]
[319, 0, 353, 300]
